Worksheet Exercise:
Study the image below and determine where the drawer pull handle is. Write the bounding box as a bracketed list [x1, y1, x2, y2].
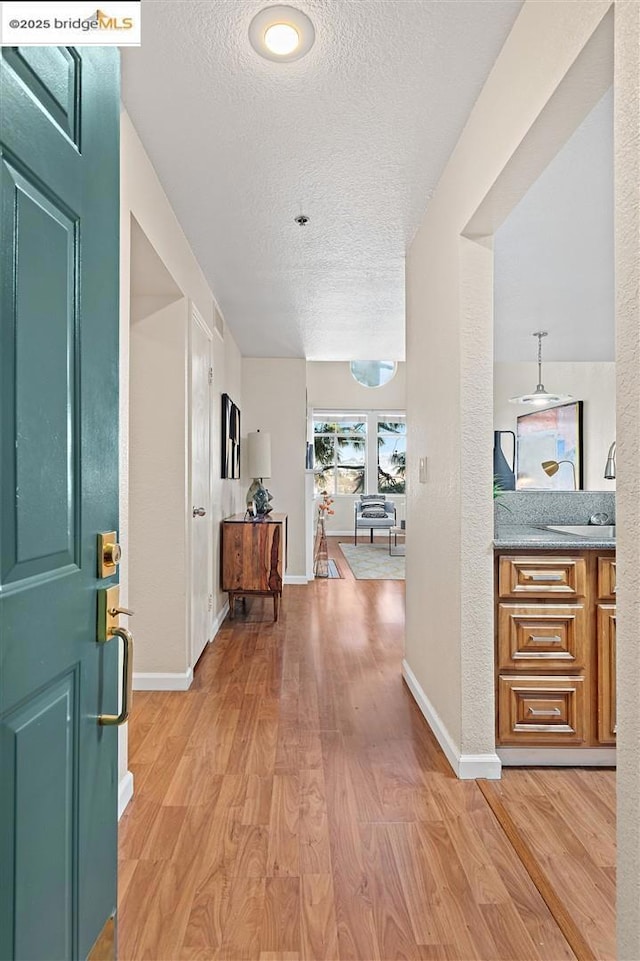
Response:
[529, 635, 562, 644]
[528, 707, 561, 717]
[526, 572, 564, 582]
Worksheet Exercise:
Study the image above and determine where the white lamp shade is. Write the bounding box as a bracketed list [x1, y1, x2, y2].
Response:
[247, 431, 271, 479]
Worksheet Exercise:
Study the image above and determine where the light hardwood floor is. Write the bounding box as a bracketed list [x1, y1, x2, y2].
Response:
[482, 768, 616, 961]
[118, 538, 614, 960]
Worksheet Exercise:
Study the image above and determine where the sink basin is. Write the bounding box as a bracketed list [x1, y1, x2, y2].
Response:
[546, 525, 616, 539]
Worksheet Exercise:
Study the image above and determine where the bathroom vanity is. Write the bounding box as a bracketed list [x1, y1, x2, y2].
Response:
[494, 511, 615, 766]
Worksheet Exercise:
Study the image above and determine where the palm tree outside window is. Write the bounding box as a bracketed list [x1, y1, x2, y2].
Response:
[313, 418, 366, 495]
[312, 413, 406, 496]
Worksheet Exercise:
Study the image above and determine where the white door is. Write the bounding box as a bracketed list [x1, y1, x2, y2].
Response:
[190, 308, 213, 667]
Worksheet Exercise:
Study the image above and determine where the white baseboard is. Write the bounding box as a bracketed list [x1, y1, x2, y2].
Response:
[402, 659, 502, 780]
[118, 770, 134, 819]
[133, 668, 193, 691]
[458, 753, 502, 779]
[284, 574, 309, 585]
[499, 747, 617, 767]
[211, 601, 230, 637]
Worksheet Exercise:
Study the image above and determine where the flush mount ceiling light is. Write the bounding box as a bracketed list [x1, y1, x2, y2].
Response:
[248, 5, 315, 62]
[508, 331, 573, 406]
[350, 361, 397, 389]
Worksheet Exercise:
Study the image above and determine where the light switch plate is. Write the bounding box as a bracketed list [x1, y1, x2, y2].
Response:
[419, 457, 427, 483]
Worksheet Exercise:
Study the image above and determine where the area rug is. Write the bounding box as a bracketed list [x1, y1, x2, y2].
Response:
[338, 542, 405, 580]
[315, 559, 342, 579]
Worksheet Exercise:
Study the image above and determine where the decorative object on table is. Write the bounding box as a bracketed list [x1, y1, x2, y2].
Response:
[493, 430, 516, 491]
[338, 542, 405, 580]
[508, 331, 573, 406]
[221, 393, 241, 479]
[604, 441, 616, 480]
[354, 494, 396, 545]
[221, 513, 287, 621]
[313, 492, 334, 577]
[245, 430, 273, 515]
[516, 400, 583, 490]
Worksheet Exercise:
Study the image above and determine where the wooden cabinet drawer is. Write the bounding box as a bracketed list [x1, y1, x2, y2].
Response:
[498, 675, 586, 745]
[598, 556, 616, 600]
[597, 604, 617, 744]
[498, 556, 586, 598]
[497, 603, 587, 671]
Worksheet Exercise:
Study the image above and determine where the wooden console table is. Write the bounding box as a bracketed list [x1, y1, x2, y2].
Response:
[221, 513, 287, 621]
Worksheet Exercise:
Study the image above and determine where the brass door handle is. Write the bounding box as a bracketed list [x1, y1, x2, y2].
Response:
[99, 627, 134, 726]
[193, 507, 207, 517]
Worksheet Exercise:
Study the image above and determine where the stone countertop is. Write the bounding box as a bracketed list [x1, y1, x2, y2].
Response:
[494, 525, 616, 550]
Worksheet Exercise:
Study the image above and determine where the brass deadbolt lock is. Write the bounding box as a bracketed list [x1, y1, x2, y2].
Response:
[98, 531, 121, 578]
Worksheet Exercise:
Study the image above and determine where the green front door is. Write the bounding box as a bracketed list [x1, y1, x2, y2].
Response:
[0, 47, 121, 960]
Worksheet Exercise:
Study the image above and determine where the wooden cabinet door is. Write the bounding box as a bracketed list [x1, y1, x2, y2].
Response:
[222, 520, 283, 593]
[597, 557, 616, 600]
[597, 604, 617, 744]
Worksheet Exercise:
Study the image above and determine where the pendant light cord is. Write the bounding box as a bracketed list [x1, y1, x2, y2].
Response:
[534, 330, 547, 389]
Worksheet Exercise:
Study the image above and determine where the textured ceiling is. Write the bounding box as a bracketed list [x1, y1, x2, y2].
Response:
[122, 0, 522, 360]
[495, 89, 614, 363]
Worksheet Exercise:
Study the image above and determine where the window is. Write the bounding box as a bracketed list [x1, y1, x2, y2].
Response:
[312, 412, 406, 496]
[377, 420, 406, 494]
[313, 418, 366, 495]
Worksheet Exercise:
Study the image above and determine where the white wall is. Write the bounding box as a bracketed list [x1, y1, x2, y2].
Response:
[614, 3, 640, 956]
[306, 361, 406, 410]
[241, 359, 307, 580]
[494, 362, 616, 490]
[405, 2, 613, 777]
[118, 110, 244, 802]
[129, 299, 189, 674]
[494, 89, 614, 362]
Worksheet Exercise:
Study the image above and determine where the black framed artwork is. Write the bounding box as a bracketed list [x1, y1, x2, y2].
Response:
[516, 400, 584, 490]
[221, 393, 241, 479]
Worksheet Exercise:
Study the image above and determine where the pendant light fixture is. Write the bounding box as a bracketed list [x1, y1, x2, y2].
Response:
[508, 331, 573, 406]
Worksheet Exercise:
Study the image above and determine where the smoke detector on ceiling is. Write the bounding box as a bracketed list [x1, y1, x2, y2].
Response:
[248, 6, 315, 63]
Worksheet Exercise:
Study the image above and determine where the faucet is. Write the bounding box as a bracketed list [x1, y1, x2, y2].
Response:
[604, 441, 616, 480]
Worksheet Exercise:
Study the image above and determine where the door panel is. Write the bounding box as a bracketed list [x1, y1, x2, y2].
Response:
[1, 158, 79, 583]
[7, 675, 76, 960]
[0, 47, 120, 961]
[190, 310, 213, 666]
[2, 46, 80, 144]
